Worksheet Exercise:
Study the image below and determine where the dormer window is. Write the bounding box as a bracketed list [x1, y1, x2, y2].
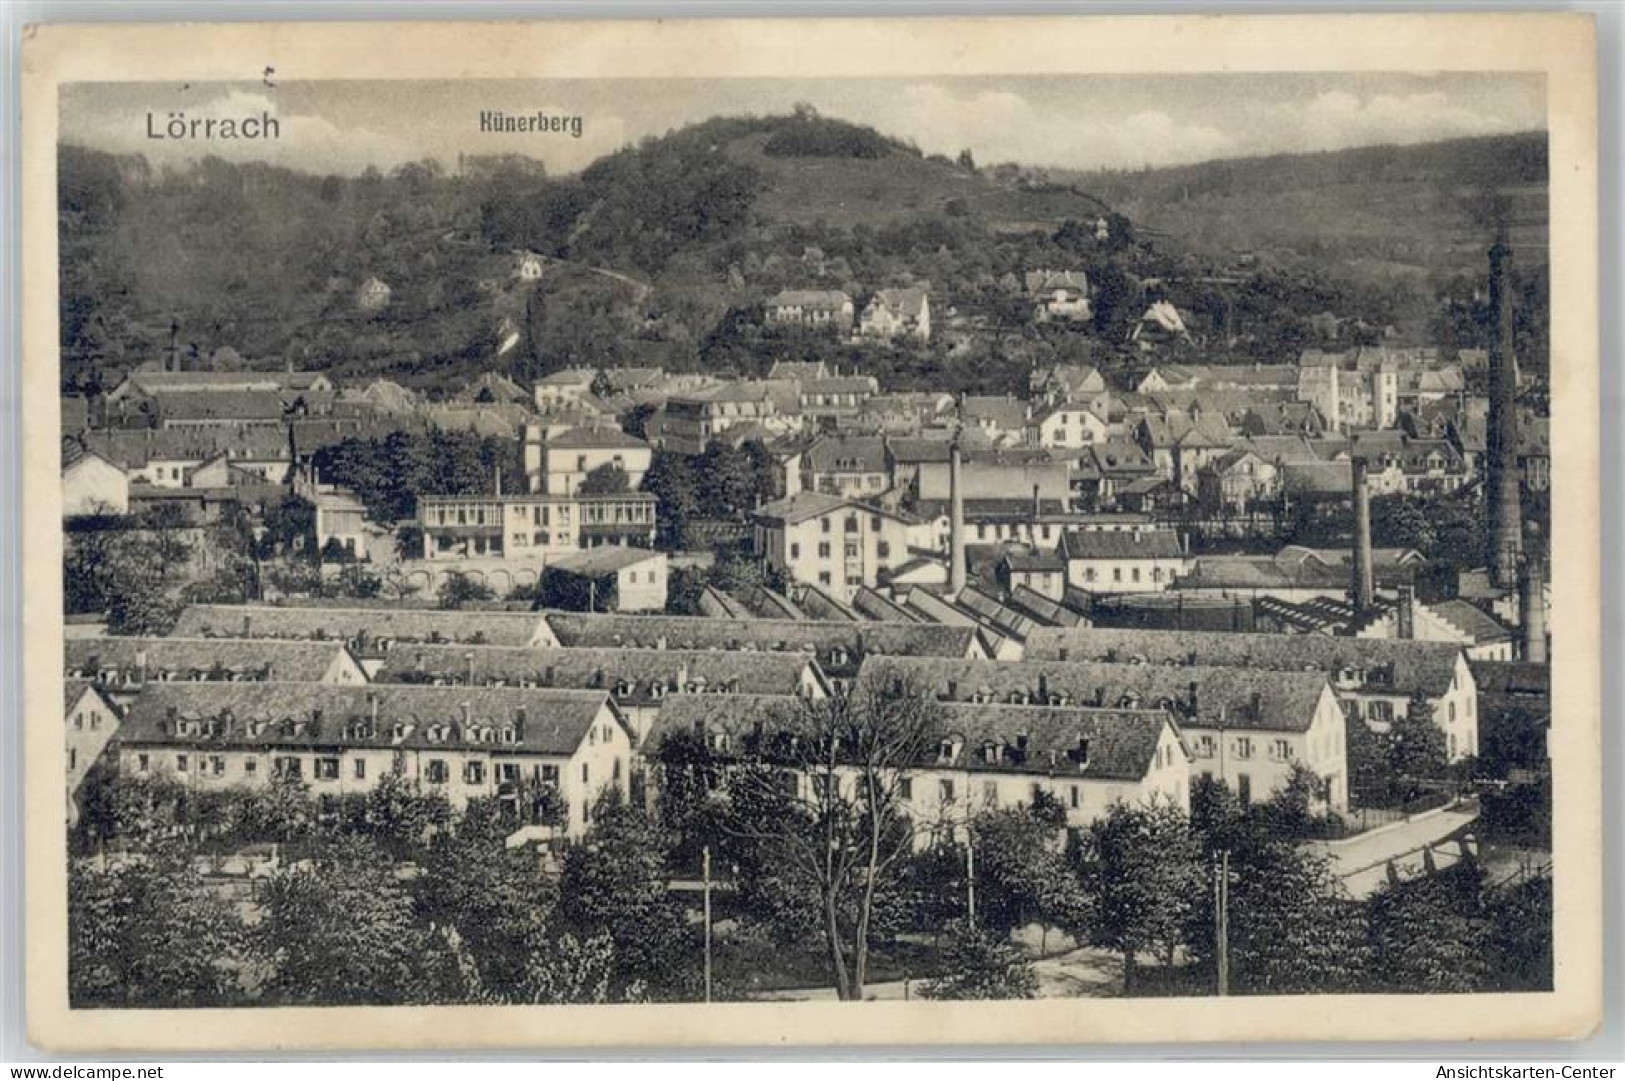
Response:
[613, 679, 634, 697]
[937, 739, 956, 763]
[982, 743, 1000, 765]
[650, 682, 666, 699]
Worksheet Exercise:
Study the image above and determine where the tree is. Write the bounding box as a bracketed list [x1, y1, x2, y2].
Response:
[717, 671, 941, 1000]
[640, 451, 700, 549]
[255, 835, 472, 1005]
[1365, 865, 1492, 993]
[920, 920, 1039, 1001]
[105, 563, 181, 636]
[438, 571, 495, 609]
[1081, 798, 1203, 993]
[1389, 694, 1449, 786]
[136, 501, 194, 580]
[578, 463, 630, 495]
[558, 792, 696, 1001]
[970, 806, 1088, 944]
[69, 842, 244, 1007]
[415, 799, 557, 999]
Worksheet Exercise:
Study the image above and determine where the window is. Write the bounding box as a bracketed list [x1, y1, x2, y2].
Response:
[818, 542, 831, 559]
[1085, 568, 1097, 583]
[898, 777, 913, 800]
[464, 761, 487, 785]
[176, 754, 189, 773]
[1272, 739, 1292, 761]
[1237, 773, 1252, 806]
[541, 764, 560, 785]
[982, 781, 998, 806]
[73, 712, 83, 730]
[1132, 567, 1141, 583]
[315, 757, 340, 780]
[1234, 737, 1253, 760]
[821, 518, 831, 534]
[939, 778, 956, 803]
[211, 756, 226, 777]
[1113, 567, 1123, 583]
[818, 571, 832, 586]
[790, 543, 801, 560]
[877, 541, 891, 559]
[68, 748, 77, 771]
[244, 758, 257, 776]
[353, 759, 367, 780]
[426, 760, 449, 784]
[844, 542, 860, 559]
[582, 762, 590, 784]
[1070, 784, 1080, 809]
[137, 753, 149, 773]
[845, 516, 858, 534]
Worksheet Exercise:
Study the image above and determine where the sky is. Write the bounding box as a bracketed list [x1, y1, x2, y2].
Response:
[60, 72, 1546, 177]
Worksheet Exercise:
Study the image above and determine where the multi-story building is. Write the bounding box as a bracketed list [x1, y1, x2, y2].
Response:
[1028, 403, 1110, 451]
[764, 290, 855, 333]
[369, 643, 828, 745]
[523, 425, 653, 495]
[801, 434, 891, 498]
[650, 384, 784, 456]
[1026, 625, 1479, 762]
[1059, 528, 1188, 593]
[168, 603, 555, 651]
[64, 680, 120, 816]
[418, 491, 657, 561]
[111, 682, 633, 838]
[65, 637, 370, 706]
[1297, 349, 1400, 432]
[859, 288, 931, 343]
[752, 492, 933, 601]
[861, 655, 1348, 812]
[644, 694, 1189, 844]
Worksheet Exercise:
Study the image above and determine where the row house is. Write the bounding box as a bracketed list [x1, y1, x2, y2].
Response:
[643, 693, 1188, 844]
[1027, 624, 1479, 761]
[169, 604, 554, 652]
[418, 491, 657, 561]
[539, 611, 985, 687]
[857, 655, 1348, 812]
[369, 643, 828, 745]
[65, 637, 369, 706]
[751, 492, 934, 602]
[111, 682, 632, 838]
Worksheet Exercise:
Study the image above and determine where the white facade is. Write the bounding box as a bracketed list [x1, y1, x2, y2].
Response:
[1183, 684, 1349, 812]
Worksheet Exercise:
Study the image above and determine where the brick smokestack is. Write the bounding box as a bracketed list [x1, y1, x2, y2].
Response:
[1520, 556, 1547, 664]
[1352, 457, 1375, 612]
[949, 435, 967, 596]
[1488, 228, 1523, 588]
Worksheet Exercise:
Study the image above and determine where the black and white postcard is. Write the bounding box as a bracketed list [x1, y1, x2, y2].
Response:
[20, 13, 1601, 1051]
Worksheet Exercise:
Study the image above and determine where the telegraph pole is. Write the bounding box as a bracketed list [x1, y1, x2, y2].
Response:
[1214, 848, 1231, 996]
[702, 845, 713, 1003]
[965, 823, 976, 925]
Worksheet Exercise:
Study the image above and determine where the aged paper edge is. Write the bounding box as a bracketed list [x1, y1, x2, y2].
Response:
[19, 13, 1602, 1053]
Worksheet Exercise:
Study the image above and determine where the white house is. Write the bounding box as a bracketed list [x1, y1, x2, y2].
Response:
[752, 492, 934, 602]
[113, 683, 633, 838]
[859, 288, 931, 343]
[1059, 528, 1188, 593]
[546, 547, 669, 613]
[62, 447, 129, 517]
[524, 425, 653, 495]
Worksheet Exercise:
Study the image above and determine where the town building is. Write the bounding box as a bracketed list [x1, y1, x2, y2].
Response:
[523, 425, 653, 495]
[1059, 528, 1188, 593]
[61, 446, 129, 517]
[764, 289, 855, 333]
[801, 434, 891, 498]
[1296, 349, 1400, 432]
[860, 656, 1347, 812]
[418, 491, 657, 561]
[64, 681, 120, 816]
[1028, 402, 1110, 451]
[532, 369, 599, 410]
[859, 288, 931, 343]
[111, 683, 632, 837]
[752, 492, 933, 601]
[543, 547, 669, 613]
[1025, 270, 1092, 323]
[649, 383, 785, 456]
[644, 694, 1189, 843]
[169, 604, 554, 651]
[1026, 625, 1479, 761]
[65, 637, 370, 703]
[370, 643, 828, 745]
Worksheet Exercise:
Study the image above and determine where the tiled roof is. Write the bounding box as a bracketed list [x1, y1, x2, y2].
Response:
[545, 426, 649, 450]
[544, 612, 977, 673]
[767, 290, 852, 310]
[169, 604, 548, 648]
[858, 656, 1333, 733]
[77, 428, 291, 469]
[1060, 529, 1184, 562]
[116, 682, 614, 756]
[1025, 626, 1464, 698]
[803, 435, 888, 475]
[1430, 600, 1513, 644]
[644, 692, 1172, 781]
[1006, 585, 1085, 628]
[548, 547, 662, 577]
[64, 637, 353, 683]
[371, 643, 818, 700]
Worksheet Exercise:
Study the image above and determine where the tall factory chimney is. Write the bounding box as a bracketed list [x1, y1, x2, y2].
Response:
[1487, 227, 1523, 588]
[1352, 456, 1375, 612]
[1520, 556, 1548, 664]
[949, 433, 968, 597]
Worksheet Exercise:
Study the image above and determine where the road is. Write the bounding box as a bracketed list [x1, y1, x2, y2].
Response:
[1315, 800, 1482, 899]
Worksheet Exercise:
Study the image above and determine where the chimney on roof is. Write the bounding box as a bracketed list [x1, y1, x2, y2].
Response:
[1188, 679, 1199, 716]
[1396, 585, 1416, 640]
[1352, 457, 1375, 612]
[166, 705, 178, 731]
[1520, 557, 1547, 664]
[1250, 692, 1263, 721]
[949, 431, 967, 597]
[1488, 228, 1524, 589]
[368, 690, 378, 727]
[1032, 483, 1042, 521]
[515, 706, 527, 741]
